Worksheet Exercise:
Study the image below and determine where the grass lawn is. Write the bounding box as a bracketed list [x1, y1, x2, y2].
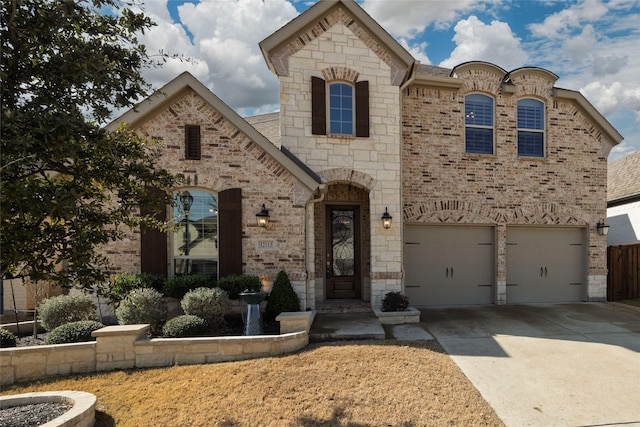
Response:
[3, 340, 504, 426]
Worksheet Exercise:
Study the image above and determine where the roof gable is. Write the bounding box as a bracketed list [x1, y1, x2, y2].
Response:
[106, 72, 321, 192]
[259, 0, 415, 86]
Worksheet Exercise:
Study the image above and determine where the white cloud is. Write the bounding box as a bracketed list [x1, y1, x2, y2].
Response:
[528, 0, 608, 38]
[439, 16, 528, 70]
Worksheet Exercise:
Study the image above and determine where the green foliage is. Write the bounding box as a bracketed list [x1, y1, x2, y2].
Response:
[264, 271, 300, 321]
[181, 287, 229, 330]
[217, 275, 261, 300]
[115, 288, 167, 335]
[162, 315, 209, 338]
[162, 275, 215, 300]
[381, 292, 409, 312]
[45, 320, 104, 345]
[0, 329, 17, 348]
[109, 272, 163, 305]
[38, 294, 98, 331]
[0, 0, 178, 291]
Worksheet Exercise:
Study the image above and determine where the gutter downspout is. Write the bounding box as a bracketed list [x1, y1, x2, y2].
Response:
[304, 184, 326, 310]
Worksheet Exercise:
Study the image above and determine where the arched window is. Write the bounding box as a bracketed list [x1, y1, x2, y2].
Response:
[172, 189, 218, 278]
[517, 98, 545, 157]
[465, 94, 494, 154]
[311, 77, 369, 137]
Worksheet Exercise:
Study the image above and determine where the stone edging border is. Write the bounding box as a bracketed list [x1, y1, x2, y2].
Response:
[0, 391, 96, 427]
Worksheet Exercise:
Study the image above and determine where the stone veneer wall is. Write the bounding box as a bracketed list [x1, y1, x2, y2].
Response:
[99, 91, 310, 306]
[277, 9, 404, 307]
[402, 65, 610, 302]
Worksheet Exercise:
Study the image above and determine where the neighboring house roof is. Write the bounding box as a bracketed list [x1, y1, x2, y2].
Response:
[106, 72, 322, 193]
[608, 149, 640, 206]
[259, 0, 415, 84]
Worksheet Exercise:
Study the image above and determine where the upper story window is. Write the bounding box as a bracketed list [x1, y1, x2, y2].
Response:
[172, 189, 218, 278]
[311, 76, 369, 137]
[465, 94, 494, 155]
[517, 98, 545, 157]
[185, 125, 201, 160]
[329, 83, 353, 135]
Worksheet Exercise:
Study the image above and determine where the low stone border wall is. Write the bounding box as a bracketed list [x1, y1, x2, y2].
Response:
[0, 391, 96, 427]
[373, 307, 421, 324]
[0, 311, 315, 386]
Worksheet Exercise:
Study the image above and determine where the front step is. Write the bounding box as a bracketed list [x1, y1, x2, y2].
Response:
[309, 312, 385, 342]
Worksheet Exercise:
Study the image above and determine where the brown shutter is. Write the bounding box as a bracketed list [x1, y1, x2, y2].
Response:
[140, 187, 168, 278]
[355, 81, 369, 137]
[311, 76, 326, 135]
[185, 125, 201, 160]
[218, 188, 242, 278]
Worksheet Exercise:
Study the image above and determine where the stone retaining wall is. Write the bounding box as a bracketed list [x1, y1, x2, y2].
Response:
[0, 311, 314, 386]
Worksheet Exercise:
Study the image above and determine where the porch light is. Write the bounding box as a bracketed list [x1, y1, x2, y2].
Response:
[179, 191, 194, 255]
[381, 207, 393, 229]
[596, 219, 609, 236]
[256, 204, 270, 227]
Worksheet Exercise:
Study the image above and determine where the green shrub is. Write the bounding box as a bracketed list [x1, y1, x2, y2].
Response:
[181, 287, 229, 330]
[381, 291, 409, 312]
[109, 272, 163, 305]
[217, 274, 261, 300]
[115, 288, 167, 335]
[162, 275, 215, 300]
[0, 329, 17, 348]
[38, 294, 98, 331]
[162, 315, 209, 338]
[264, 271, 300, 321]
[45, 320, 104, 344]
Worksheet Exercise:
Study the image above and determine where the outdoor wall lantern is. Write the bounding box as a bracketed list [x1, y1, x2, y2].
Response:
[179, 191, 194, 255]
[381, 207, 393, 229]
[256, 204, 270, 227]
[596, 219, 610, 236]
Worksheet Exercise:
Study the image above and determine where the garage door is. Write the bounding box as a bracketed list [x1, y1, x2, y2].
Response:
[506, 227, 586, 303]
[404, 226, 494, 306]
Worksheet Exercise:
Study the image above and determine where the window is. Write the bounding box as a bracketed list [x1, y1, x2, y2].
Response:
[172, 190, 218, 278]
[465, 94, 494, 154]
[185, 125, 201, 160]
[329, 83, 353, 135]
[517, 99, 544, 157]
[311, 76, 369, 137]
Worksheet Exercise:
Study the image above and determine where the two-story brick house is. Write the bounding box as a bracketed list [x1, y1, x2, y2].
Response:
[105, 0, 622, 310]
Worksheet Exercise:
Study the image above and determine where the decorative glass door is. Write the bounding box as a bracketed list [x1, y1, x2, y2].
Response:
[326, 207, 361, 298]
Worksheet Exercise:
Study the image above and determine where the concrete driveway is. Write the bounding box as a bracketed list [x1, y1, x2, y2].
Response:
[421, 303, 640, 427]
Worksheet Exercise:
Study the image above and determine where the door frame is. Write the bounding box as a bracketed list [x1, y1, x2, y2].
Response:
[325, 204, 362, 299]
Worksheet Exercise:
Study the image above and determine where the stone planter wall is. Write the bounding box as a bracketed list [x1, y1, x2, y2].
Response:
[0, 311, 315, 386]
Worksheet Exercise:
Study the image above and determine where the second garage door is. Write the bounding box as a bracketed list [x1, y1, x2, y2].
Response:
[404, 226, 495, 306]
[506, 227, 586, 303]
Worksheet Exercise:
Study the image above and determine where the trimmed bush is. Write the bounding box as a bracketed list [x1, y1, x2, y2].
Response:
[116, 288, 167, 335]
[162, 275, 215, 300]
[264, 271, 300, 321]
[45, 320, 105, 344]
[381, 291, 409, 312]
[181, 287, 229, 330]
[162, 315, 209, 338]
[0, 328, 17, 348]
[38, 294, 98, 331]
[217, 274, 261, 300]
[109, 272, 163, 305]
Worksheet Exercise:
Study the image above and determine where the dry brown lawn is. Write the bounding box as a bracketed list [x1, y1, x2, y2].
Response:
[3, 340, 504, 426]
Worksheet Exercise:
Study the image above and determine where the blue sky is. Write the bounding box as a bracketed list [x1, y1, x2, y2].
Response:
[132, 0, 640, 161]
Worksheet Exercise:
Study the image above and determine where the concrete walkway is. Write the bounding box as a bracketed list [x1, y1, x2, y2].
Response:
[422, 303, 640, 427]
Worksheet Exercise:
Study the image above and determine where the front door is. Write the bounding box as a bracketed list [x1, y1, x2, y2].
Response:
[326, 206, 361, 298]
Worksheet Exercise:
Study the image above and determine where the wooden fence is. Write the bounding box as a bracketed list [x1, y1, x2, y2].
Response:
[607, 244, 640, 301]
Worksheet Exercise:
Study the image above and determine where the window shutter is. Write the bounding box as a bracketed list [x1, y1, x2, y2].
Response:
[355, 81, 369, 137]
[311, 76, 326, 135]
[140, 187, 168, 278]
[185, 125, 201, 160]
[218, 188, 242, 278]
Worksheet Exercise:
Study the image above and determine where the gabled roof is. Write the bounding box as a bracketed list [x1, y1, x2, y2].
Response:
[608, 149, 640, 206]
[259, 0, 415, 84]
[106, 72, 321, 192]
